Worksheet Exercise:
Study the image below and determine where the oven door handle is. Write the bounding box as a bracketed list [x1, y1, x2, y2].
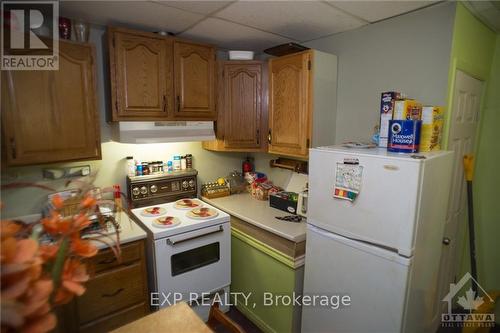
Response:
[166, 225, 224, 246]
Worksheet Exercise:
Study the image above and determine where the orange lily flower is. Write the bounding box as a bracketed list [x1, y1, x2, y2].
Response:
[54, 259, 89, 305]
[70, 235, 98, 258]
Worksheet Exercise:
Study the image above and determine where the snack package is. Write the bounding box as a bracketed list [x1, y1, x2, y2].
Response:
[393, 99, 422, 121]
[379, 91, 402, 148]
[420, 106, 444, 152]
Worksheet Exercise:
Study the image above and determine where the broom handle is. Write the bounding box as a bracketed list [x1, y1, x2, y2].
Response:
[463, 155, 478, 293]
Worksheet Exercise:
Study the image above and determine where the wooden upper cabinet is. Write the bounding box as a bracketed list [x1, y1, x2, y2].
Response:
[109, 29, 173, 120]
[268, 49, 338, 159]
[223, 63, 262, 148]
[1, 40, 101, 166]
[173, 41, 216, 120]
[268, 51, 311, 158]
[202, 61, 267, 152]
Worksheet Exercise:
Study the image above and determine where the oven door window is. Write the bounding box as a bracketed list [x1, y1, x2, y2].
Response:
[171, 242, 220, 276]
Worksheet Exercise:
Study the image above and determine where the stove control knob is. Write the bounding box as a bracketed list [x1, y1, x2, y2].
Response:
[132, 187, 140, 196]
[182, 180, 189, 189]
[189, 179, 195, 188]
[150, 185, 158, 193]
[140, 186, 148, 195]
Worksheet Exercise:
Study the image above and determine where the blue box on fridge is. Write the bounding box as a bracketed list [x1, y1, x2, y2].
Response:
[387, 120, 422, 153]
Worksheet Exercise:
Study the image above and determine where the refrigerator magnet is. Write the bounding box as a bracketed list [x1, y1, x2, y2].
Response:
[333, 163, 363, 202]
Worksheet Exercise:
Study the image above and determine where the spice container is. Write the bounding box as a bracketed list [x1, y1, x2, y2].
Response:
[181, 156, 187, 170]
[167, 161, 173, 172]
[126, 156, 135, 177]
[142, 162, 150, 175]
[173, 156, 181, 171]
[186, 154, 193, 169]
[136, 162, 143, 176]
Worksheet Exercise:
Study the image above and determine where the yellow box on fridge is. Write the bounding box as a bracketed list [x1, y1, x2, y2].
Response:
[420, 106, 444, 152]
[393, 99, 422, 120]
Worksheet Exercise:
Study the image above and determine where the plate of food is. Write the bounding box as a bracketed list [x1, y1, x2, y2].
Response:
[152, 216, 181, 228]
[186, 207, 218, 219]
[140, 206, 166, 217]
[174, 199, 202, 210]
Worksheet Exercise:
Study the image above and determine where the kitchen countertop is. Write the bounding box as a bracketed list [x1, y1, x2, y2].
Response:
[94, 210, 147, 250]
[202, 193, 306, 242]
[10, 211, 147, 250]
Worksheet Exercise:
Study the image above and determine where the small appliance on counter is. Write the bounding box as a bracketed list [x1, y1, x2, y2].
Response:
[269, 191, 299, 214]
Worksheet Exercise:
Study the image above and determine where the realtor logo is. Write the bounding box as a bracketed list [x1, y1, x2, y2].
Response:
[442, 272, 496, 328]
[1, 1, 59, 70]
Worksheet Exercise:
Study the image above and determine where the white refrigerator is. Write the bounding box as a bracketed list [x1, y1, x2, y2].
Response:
[301, 146, 454, 333]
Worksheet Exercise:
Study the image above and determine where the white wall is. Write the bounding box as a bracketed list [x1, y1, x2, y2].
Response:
[0, 25, 246, 218]
[304, 2, 456, 144]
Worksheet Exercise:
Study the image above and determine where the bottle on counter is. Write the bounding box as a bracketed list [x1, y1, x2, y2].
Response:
[142, 162, 150, 175]
[181, 156, 187, 170]
[167, 160, 173, 172]
[136, 161, 143, 176]
[126, 156, 135, 177]
[186, 154, 193, 169]
[173, 156, 181, 171]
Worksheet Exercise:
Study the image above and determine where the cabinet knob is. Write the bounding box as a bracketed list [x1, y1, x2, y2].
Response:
[256, 129, 260, 145]
[163, 95, 167, 112]
[268, 130, 272, 144]
[443, 237, 451, 245]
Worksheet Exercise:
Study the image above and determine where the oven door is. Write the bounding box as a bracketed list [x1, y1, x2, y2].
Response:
[153, 222, 230, 307]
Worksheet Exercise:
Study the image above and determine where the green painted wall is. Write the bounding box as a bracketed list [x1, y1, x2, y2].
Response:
[445, 3, 499, 291]
[473, 34, 500, 291]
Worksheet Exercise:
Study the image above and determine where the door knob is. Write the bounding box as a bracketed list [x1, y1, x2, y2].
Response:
[442, 237, 451, 245]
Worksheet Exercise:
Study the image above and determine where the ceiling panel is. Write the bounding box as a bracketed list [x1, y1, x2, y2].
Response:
[178, 17, 294, 51]
[215, 1, 367, 41]
[153, 1, 233, 15]
[60, 1, 203, 33]
[328, 1, 436, 23]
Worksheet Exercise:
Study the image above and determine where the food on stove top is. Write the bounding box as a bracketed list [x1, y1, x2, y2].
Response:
[175, 199, 201, 209]
[141, 206, 166, 217]
[152, 216, 180, 228]
[187, 207, 218, 219]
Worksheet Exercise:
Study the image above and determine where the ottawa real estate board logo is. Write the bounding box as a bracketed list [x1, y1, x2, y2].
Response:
[1, 1, 59, 70]
[442, 272, 496, 328]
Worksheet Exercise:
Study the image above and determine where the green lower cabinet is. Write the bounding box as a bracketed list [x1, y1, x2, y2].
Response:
[231, 228, 304, 333]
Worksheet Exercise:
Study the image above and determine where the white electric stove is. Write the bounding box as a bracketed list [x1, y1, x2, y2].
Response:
[127, 171, 231, 321]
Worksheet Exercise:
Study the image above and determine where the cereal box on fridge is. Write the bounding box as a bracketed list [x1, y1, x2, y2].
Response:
[393, 99, 422, 120]
[420, 106, 444, 152]
[379, 91, 402, 148]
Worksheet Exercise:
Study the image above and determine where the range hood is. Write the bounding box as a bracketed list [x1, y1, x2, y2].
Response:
[112, 121, 215, 144]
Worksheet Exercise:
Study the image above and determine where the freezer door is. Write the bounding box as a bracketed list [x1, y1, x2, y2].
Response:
[309, 149, 422, 256]
[301, 225, 412, 333]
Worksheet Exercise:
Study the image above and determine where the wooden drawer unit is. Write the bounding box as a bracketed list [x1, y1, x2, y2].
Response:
[90, 241, 142, 274]
[58, 239, 149, 332]
[77, 263, 145, 324]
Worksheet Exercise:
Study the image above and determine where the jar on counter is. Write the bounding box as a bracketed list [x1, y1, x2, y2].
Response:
[126, 156, 135, 177]
[173, 156, 181, 171]
[142, 162, 150, 175]
[181, 156, 187, 170]
[186, 154, 193, 169]
[136, 162, 143, 176]
[167, 161, 173, 172]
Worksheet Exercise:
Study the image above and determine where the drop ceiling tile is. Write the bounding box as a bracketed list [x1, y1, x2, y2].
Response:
[153, 1, 234, 15]
[178, 17, 294, 51]
[214, 1, 367, 41]
[328, 1, 436, 23]
[60, 1, 203, 33]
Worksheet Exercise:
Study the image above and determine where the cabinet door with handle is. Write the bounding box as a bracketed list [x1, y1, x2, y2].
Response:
[268, 51, 311, 158]
[111, 30, 173, 120]
[1, 40, 101, 166]
[173, 41, 215, 120]
[223, 62, 263, 149]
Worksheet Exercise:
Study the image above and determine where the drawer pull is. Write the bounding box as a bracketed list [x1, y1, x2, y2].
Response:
[98, 257, 117, 265]
[101, 288, 124, 298]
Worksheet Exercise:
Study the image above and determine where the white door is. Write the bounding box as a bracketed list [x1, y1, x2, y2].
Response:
[435, 70, 483, 314]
